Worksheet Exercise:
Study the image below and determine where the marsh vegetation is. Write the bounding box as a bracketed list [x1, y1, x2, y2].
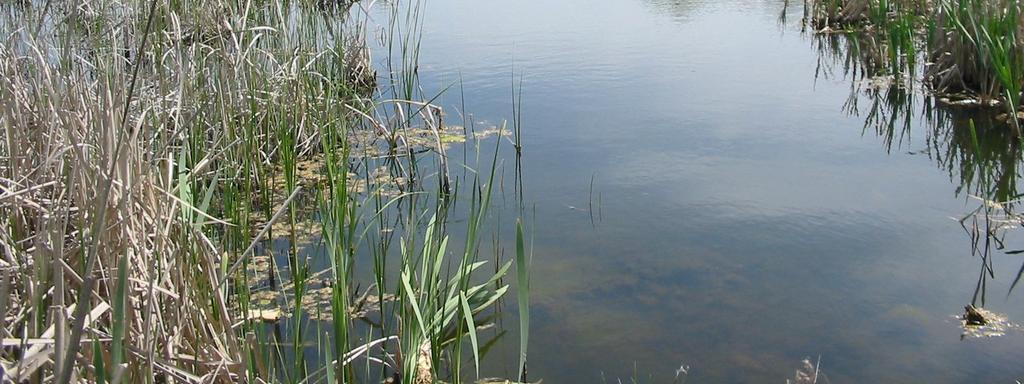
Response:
[5, 0, 1024, 382]
[795, 0, 1023, 133]
[0, 0, 530, 383]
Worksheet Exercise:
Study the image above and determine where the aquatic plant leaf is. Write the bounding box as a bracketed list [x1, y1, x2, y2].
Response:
[401, 271, 430, 338]
[460, 292, 480, 378]
[515, 220, 530, 381]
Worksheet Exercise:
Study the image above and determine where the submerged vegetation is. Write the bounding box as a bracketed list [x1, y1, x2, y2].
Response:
[0, 0, 530, 383]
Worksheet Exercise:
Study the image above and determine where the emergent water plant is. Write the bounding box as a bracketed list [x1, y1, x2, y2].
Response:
[0, 0, 531, 383]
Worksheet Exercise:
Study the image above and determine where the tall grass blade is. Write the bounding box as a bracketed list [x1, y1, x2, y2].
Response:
[515, 220, 530, 381]
[460, 292, 481, 378]
[111, 252, 128, 372]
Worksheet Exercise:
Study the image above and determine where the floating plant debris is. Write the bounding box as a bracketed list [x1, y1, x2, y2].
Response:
[959, 305, 1017, 339]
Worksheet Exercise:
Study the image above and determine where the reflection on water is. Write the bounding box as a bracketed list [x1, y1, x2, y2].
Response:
[808, 24, 1022, 203]
[643, 0, 788, 20]
[392, 0, 1024, 382]
[842, 76, 1021, 204]
[430, 0, 1024, 381]
[809, 26, 1024, 339]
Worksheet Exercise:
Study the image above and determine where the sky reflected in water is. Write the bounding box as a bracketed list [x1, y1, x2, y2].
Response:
[377, 0, 1024, 381]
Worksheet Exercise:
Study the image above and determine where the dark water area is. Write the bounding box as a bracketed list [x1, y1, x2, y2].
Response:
[359, 0, 1024, 382]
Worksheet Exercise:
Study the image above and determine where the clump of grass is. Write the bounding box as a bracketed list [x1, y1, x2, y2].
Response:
[927, 0, 1023, 132]
[805, 0, 875, 29]
[803, 0, 930, 32]
[796, 0, 1024, 131]
[799, 0, 928, 82]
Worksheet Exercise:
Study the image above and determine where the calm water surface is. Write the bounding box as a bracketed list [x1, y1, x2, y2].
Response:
[388, 0, 1024, 382]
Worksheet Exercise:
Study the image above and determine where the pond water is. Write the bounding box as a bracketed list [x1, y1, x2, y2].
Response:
[390, 0, 1024, 382]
